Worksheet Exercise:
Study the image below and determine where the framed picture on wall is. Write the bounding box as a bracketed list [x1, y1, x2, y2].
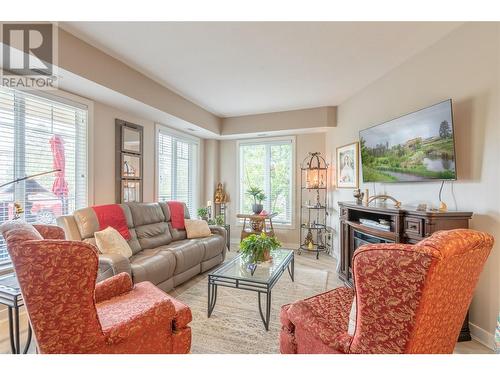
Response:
[336, 142, 359, 189]
[122, 180, 142, 203]
[116, 119, 144, 203]
[121, 154, 141, 179]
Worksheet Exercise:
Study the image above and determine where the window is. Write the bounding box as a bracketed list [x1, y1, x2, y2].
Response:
[239, 138, 294, 225]
[0, 87, 88, 265]
[156, 126, 199, 217]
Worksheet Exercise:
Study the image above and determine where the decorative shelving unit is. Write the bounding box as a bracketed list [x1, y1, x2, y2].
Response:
[298, 152, 329, 259]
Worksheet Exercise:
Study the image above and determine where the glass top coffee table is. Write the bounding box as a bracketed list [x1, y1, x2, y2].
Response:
[207, 248, 294, 330]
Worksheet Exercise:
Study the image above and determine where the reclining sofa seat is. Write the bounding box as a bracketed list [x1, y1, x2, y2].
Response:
[57, 202, 227, 291]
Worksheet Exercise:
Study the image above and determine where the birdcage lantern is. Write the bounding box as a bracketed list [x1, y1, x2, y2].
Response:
[301, 152, 328, 189]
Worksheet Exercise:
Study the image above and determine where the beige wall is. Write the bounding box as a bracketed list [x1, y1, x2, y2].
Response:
[93, 102, 155, 204]
[325, 22, 500, 346]
[203, 139, 220, 205]
[222, 106, 336, 135]
[92, 101, 206, 206]
[219, 132, 326, 246]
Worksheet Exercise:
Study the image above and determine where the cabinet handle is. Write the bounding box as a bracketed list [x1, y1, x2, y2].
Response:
[408, 223, 418, 231]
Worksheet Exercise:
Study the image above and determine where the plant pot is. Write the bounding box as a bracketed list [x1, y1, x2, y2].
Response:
[262, 248, 272, 262]
[252, 203, 263, 214]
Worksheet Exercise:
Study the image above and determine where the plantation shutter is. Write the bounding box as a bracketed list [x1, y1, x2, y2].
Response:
[0, 87, 88, 265]
[157, 127, 198, 217]
[239, 139, 293, 225]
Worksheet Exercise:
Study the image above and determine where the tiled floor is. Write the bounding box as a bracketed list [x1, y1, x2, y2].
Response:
[0, 247, 494, 354]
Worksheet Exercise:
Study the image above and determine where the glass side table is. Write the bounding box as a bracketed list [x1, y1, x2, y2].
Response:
[0, 274, 32, 354]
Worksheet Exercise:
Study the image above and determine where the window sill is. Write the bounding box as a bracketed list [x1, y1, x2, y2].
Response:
[0, 263, 14, 277]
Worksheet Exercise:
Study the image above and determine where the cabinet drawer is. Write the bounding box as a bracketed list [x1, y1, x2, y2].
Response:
[404, 217, 424, 236]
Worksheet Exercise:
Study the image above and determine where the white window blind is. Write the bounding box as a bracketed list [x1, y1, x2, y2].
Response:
[0, 87, 88, 265]
[157, 127, 198, 217]
[239, 139, 293, 225]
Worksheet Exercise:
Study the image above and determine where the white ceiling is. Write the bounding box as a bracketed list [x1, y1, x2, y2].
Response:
[62, 22, 462, 117]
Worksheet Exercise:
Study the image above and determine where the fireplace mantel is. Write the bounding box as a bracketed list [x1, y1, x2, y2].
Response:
[338, 200, 473, 341]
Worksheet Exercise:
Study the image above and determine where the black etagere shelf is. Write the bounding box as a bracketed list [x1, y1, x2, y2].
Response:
[298, 152, 329, 259]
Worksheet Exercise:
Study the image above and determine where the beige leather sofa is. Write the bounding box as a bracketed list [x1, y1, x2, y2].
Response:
[57, 202, 227, 291]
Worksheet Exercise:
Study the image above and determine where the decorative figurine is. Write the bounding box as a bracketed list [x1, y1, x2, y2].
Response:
[353, 188, 364, 204]
[214, 183, 227, 204]
[305, 229, 314, 248]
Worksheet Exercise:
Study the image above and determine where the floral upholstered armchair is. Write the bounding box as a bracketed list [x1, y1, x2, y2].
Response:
[0, 221, 192, 354]
[280, 229, 494, 354]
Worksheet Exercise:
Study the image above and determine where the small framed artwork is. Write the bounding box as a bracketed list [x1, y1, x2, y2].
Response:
[336, 142, 359, 189]
[122, 180, 142, 203]
[121, 126, 142, 154]
[122, 154, 141, 179]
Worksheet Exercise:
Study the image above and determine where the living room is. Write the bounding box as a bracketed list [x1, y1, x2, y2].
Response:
[1, 1, 499, 373]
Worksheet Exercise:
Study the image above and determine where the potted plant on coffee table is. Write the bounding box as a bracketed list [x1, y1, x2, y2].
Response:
[239, 233, 281, 264]
[247, 186, 266, 214]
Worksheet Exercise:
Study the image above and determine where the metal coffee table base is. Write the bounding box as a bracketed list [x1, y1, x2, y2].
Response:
[207, 255, 294, 331]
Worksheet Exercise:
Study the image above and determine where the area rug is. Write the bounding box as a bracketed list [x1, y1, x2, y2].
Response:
[175, 262, 340, 354]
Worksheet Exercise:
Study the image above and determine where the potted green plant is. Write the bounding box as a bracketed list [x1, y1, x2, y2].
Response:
[247, 186, 266, 214]
[239, 233, 281, 263]
[208, 214, 225, 226]
[197, 207, 209, 221]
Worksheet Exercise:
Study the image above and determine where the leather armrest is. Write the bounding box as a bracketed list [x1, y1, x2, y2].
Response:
[95, 272, 133, 303]
[209, 225, 227, 242]
[209, 225, 227, 257]
[99, 253, 132, 277]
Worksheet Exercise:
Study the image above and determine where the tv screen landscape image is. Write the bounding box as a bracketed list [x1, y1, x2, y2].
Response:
[359, 100, 457, 182]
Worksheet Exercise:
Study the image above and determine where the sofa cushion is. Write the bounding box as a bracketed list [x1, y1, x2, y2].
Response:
[164, 240, 204, 275]
[159, 202, 190, 222]
[168, 223, 187, 241]
[184, 219, 211, 239]
[120, 206, 141, 254]
[130, 248, 176, 285]
[128, 203, 165, 227]
[94, 227, 133, 258]
[158, 202, 171, 222]
[197, 234, 225, 261]
[135, 222, 173, 249]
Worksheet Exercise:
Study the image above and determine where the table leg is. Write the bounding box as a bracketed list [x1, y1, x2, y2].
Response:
[14, 305, 20, 354]
[207, 281, 217, 318]
[287, 255, 295, 282]
[257, 291, 272, 331]
[23, 324, 32, 354]
[7, 307, 16, 354]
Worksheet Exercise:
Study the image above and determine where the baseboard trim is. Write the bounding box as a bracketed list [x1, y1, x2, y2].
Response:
[469, 322, 495, 350]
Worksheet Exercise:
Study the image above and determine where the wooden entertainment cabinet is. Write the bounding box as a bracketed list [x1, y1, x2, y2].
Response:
[338, 201, 473, 341]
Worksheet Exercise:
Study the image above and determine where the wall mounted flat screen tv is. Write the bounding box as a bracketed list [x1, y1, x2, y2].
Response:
[359, 100, 457, 182]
